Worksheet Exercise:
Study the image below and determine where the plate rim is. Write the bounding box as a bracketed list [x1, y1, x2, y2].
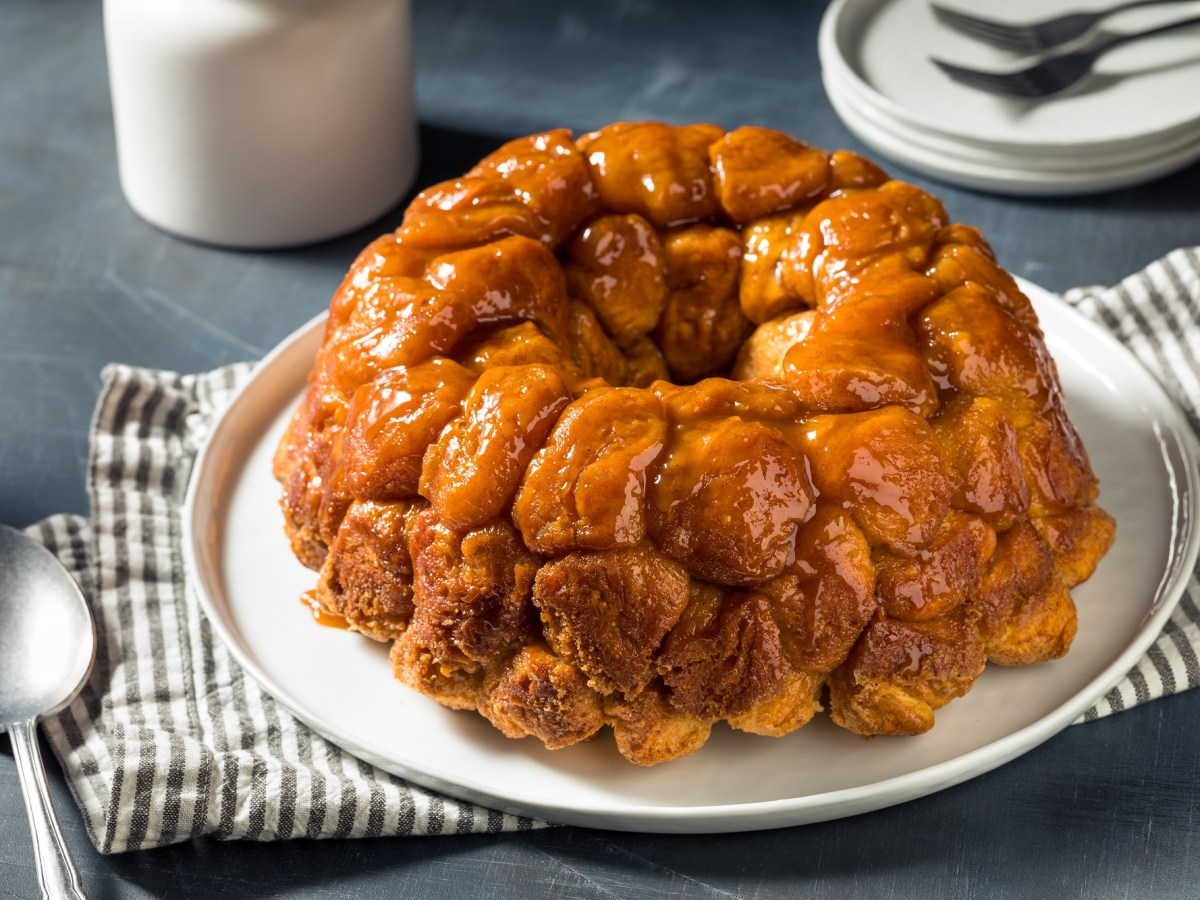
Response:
[822, 72, 1200, 196]
[820, 65, 1200, 172]
[182, 280, 1200, 832]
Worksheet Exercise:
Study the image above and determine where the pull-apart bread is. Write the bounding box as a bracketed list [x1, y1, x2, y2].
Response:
[274, 123, 1115, 765]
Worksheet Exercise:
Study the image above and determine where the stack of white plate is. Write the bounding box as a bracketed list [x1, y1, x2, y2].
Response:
[818, 0, 1200, 195]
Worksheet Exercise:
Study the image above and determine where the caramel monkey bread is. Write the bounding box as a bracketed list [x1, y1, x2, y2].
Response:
[273, 123, 1115, 765]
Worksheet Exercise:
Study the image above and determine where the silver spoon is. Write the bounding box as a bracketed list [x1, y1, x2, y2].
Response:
[0, 524, 93, 900]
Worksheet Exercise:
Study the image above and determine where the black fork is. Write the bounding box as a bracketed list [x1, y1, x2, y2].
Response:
[931, 0, 1191, 52]
[933, 14, 1200, 98]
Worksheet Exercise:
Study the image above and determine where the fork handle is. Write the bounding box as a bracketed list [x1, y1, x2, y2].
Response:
[1095, 13, 1200, 52]
[1111, 0, 1199, 12]
[1112, 0, 1200, 11]
[10, 719, 87, 900]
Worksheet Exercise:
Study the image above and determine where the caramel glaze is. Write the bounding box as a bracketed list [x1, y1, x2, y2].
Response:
[301, 590, 350, 630]
[273, 123, 1116, 765]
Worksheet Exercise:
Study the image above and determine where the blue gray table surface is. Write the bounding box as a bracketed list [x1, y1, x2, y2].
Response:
[3, 1, 1200, 897]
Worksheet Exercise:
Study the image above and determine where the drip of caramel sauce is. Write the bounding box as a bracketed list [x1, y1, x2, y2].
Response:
[300, 590, 349, 630]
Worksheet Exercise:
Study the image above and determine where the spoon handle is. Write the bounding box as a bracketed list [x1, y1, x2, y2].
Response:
[10, 719, 87, 900]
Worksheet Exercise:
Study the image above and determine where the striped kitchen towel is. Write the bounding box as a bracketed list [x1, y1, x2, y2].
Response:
[1063, 247, 1200, 718]
[30, 248, 1200, 853]
[32, 367, 547, 854]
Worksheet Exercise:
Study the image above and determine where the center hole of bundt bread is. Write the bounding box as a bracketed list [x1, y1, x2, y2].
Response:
[557, 213, 754, 387]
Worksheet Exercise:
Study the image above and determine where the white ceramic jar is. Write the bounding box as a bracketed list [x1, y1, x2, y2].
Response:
[103, 0, 418, 248]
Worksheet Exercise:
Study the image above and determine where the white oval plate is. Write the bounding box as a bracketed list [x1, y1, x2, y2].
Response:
[184, 280, 1199, 833]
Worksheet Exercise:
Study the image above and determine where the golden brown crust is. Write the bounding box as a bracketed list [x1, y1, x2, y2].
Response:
[973, 520, 1081, 665]
[276, 122, 1114, 765]
[458, 321, 579, 375]
[406, 510, 540, 674]
[479, 644, 605, 749]
[657, 587, 789, 720]
[390, 630, 482, 711]
[828, 608, 986, 736]
[533, 543, 690, 696]
[782, 294, 940, 416]
[316, 499, 423, 640]
[727, 669, 825, 738]
[605, 682, 713, 765]
[1032, 506, 1116, 588]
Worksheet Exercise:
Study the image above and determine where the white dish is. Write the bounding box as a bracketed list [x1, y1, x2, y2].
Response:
[819, 0, 1200, 155]
[825, 73, 1200, 194]
[821, 63, 1200, 172]
[184, 281, 1199, 833]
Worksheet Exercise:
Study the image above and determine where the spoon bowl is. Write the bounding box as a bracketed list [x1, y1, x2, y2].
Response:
[0, 524, 94, 900]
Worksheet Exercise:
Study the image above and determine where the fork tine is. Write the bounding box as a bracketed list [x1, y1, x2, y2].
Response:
[931, 59, 1045, 98]
[957, 28, 1044, 53]
[929, 5, 1009, 33]
[936, 68, 1025, 95]
[933, 17, 1041, 52]
[929, 4, 1044, 52]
